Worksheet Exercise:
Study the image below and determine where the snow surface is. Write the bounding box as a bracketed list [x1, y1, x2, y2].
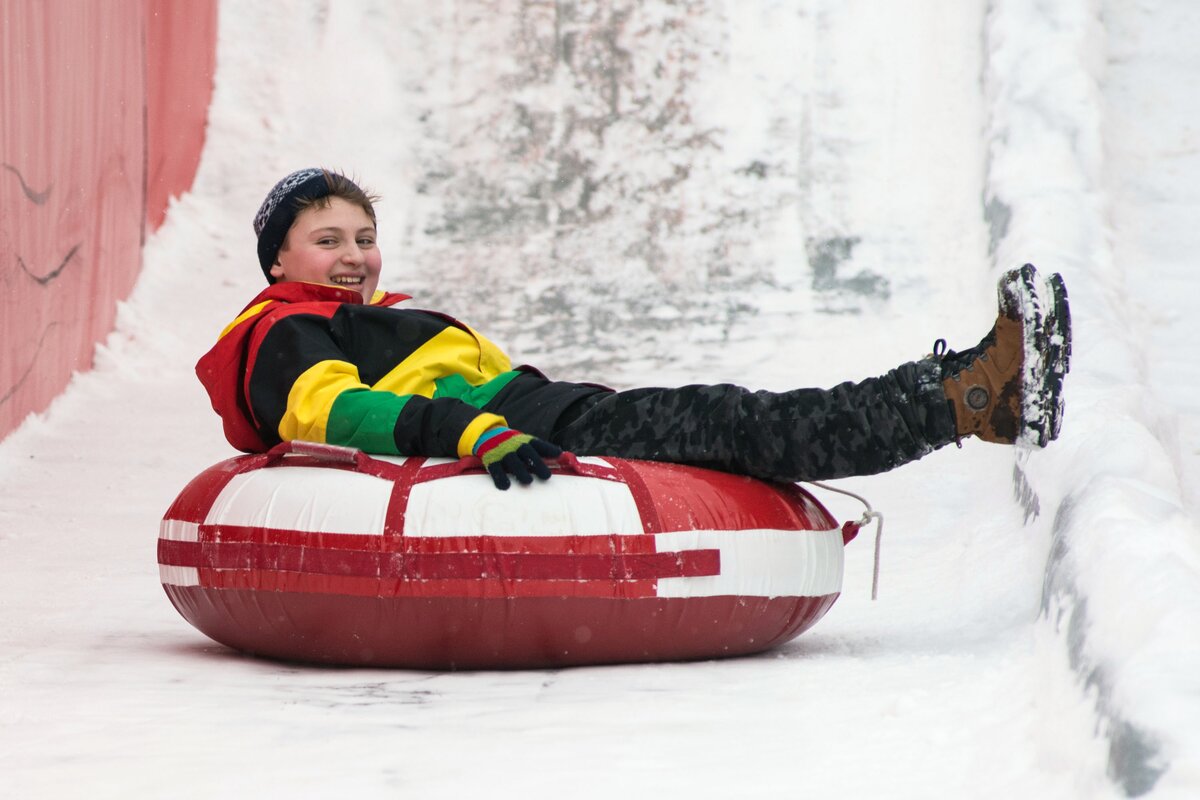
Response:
[2, 1, 1199, 797]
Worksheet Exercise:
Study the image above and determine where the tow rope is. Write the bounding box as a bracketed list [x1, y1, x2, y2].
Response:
[810, 482, 885, 601]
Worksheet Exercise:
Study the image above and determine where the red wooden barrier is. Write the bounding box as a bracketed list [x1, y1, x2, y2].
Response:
[146, 0, 219, 231]
[0, 0, 217, 442]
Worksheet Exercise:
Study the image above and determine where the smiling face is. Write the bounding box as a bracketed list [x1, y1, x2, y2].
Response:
[269, 196, 382, 301]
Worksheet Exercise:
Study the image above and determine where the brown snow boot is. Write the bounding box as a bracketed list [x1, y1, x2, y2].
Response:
[936, 264, 1071, 447]
[938, 313, 1024, 443]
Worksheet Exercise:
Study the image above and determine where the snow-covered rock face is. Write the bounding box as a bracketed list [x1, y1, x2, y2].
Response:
[396, 2, 808, 376]
[2, 0, 1199, 797]
[200, 1, 992, 386]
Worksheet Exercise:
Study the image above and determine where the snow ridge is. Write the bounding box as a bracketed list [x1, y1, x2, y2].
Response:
[984, 0, 1200, 795]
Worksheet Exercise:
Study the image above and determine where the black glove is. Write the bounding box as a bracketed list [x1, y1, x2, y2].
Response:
[472, 427, 563, 490]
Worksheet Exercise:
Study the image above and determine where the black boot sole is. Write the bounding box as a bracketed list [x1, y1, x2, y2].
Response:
[1004, 263, 1072, 447]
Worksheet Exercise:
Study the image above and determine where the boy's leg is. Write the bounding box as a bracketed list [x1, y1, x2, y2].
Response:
[548, 359, 956, 483]
[547, 264, 1070, 483]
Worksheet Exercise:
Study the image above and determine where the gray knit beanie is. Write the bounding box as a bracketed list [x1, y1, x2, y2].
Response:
[253, 168, 369, 282]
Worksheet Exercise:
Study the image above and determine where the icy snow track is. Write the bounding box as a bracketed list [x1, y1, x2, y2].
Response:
[2, 2, 1198, 797]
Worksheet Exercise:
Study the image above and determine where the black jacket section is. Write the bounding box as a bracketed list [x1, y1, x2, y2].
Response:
[482, 372, 608, 440]
[248, 305, 484, 453]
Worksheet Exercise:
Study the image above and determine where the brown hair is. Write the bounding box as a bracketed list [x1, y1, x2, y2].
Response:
[291, 170, 380, 227]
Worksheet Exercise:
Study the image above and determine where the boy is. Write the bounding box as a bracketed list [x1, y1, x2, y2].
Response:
[197, 168, 1071, 490]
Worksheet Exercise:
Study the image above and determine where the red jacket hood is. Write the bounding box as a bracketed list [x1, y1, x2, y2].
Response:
[196, 282, 411, 452]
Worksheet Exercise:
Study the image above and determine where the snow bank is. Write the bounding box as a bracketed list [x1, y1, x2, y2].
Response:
[985, 0, 1200, 794]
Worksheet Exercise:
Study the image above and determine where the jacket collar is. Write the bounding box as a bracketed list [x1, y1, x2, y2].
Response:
[240, 281, 411, 311]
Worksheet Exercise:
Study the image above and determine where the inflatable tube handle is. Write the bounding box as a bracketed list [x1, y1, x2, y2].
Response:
[553, 451, 584, 473]
[263, 440, 373, 469]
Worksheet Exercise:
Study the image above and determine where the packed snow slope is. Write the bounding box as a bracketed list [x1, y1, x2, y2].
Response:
[2, 1, 1198, 797]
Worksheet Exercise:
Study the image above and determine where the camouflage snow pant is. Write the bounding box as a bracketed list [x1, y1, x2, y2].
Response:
[538, 358, 957, 483]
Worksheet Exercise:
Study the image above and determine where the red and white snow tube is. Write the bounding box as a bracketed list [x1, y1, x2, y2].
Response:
[159, 441, 850, 669]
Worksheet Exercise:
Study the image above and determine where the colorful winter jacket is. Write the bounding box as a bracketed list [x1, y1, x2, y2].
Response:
[196, 281, 524, 457]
